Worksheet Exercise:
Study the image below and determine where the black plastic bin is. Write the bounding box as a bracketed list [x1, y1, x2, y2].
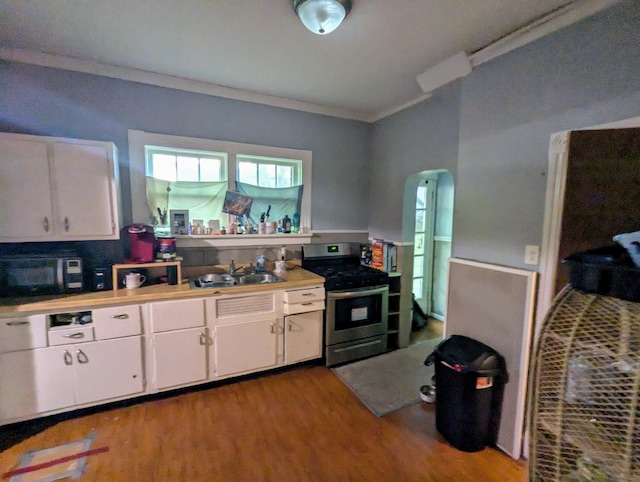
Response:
[425, 335, 507, 452]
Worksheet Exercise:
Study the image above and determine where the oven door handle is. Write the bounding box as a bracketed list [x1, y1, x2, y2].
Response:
[327, 285, 388, 300]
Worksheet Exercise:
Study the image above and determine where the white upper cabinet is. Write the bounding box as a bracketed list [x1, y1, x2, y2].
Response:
[0, 133, 120, 242]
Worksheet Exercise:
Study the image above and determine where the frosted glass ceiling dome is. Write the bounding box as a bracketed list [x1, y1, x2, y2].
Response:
[293, 0, 353, 35]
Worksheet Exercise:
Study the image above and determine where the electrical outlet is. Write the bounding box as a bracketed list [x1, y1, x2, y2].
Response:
[524, 245, 540, 265]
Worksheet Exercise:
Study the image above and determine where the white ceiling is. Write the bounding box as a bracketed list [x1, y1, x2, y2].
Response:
[0, 0, 617, 121]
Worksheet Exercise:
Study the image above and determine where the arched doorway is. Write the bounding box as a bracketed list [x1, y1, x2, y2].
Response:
[402, 169, 454, 338]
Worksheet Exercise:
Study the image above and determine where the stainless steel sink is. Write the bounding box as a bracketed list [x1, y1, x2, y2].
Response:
[234, 272, 285, 285]
[191, 273, 236, 289]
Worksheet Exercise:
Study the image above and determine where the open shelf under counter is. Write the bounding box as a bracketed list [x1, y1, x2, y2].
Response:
[174, 233, 314, 248]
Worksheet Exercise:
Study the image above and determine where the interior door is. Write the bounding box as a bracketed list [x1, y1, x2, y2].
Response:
[413, 175, 437, 315]
[537, 126, 640, 332]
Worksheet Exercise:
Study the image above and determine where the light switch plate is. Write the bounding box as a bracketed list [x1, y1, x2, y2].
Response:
[524, 245, 540, 265]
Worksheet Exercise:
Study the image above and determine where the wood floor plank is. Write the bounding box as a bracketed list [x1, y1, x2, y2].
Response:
[0, 366, 526, 481]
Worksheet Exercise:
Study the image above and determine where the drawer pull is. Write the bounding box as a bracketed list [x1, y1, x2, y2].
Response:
[301, 293, 315, 296]
[6, 321, 29, 326]
[109, 314, 130, 319]
[63, 332, 85, 339]
[63, 350, 73, 366]
[76, 349, 89, 364]
[301, 302, 313, 306]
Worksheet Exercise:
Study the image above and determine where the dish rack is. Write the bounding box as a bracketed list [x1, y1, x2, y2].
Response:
[529, 286, 640, 481]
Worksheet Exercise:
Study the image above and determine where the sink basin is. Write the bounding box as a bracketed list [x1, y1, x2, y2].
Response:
[234, 272, 285, 285]
[191, 273, 235, 289]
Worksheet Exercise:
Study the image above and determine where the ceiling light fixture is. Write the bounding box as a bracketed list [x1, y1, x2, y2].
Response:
[293, 0, 352, 35]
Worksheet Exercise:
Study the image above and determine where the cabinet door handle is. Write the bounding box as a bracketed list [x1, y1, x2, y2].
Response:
[270, 322, 275, 334]
[63, 350, 73, 365]
[6, 321, 29, 326]
[199, 332, 207, 345]
[63, 332, 85, 339]
[43, 217, 50, 232]
[64, 217, 70, 232]
[109, 314, 129, 319]
[76, 349, 89, 364]
[288, 321, 293, 331]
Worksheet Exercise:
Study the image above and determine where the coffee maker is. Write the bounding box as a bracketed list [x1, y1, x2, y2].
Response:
[122, 224, 156, 263]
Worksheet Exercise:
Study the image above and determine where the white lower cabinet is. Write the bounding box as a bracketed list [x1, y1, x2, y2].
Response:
[153, 327, 208, 389]
[0, 336, 143, 422]
[284, 311, 323, 365]
[215, 318, 279, 377]
[283, 286, 325, 365]
[0, 347, 75, 420]
[207, 291, 282, 378]
[149, 298, 208, 390]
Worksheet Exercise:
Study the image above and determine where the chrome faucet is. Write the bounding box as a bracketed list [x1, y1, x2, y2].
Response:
[229, 260, 253, 275]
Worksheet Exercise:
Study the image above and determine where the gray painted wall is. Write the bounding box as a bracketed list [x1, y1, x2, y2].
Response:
[453, 0, 640, 268]
[369, 0, 640, 271]
[0, 62, 371, 231]
[370, 83, 461, 243]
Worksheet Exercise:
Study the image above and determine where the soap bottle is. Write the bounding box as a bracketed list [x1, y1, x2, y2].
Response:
[283, 215, 291, 233]
[256, 247, 266, 273]
[292, 213, 300, 233]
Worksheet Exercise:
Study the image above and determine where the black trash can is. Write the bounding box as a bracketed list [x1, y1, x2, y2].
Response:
[425, 335, 508, 452]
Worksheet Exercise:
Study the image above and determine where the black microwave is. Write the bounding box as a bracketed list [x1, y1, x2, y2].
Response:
[0, 254, 84, 296]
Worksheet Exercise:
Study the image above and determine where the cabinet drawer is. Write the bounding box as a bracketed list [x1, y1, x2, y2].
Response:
[0, 314, 47, 353]
[283, 300, 325, 315]
[92, 305, 142, 340]
[150, 298, 205, 332]
[284, 287, 325, 304]
[48, 325, 95, 346]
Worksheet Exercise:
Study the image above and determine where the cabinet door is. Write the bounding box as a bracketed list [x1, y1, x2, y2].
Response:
[51, 142, 116, 237]
[284, 311, 323, 365]
[0, 138, 54, 239]
[0, 348, 74, 422]
[215, 318, 279, 377]
[154, 328, 207, 390]
[73, 337, 144, 405]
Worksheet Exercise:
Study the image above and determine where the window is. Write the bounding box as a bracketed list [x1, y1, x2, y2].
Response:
[146, 146, 227, 182]
[128, 130, 311, 236]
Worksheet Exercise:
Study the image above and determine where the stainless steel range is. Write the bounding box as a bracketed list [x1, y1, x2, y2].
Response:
[302, 243, 389, 366]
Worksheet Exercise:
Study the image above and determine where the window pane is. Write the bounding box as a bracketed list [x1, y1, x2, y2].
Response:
[200, 158, 221, 182]
[152, 154, 177, 182]
[238, 161, 257, 185]
[414, 233, 424, 255]
[412, 278, 423, 297]
[416, 186, 427, 209]
[176, 156, 199, 181]
[415, 210, 425, 233]
[259, 164, 276, 187]
[277, 165, 293, 187]
[413, 255, 424, 277]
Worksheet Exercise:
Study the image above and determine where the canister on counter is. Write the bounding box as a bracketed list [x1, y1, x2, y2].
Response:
[156, 236, 177, 260]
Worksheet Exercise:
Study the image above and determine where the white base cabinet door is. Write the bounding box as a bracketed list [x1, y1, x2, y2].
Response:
[154, 328, 207, 390]
[284, 311, 323, 365]
[73, 336, 144, 405]
[0, 348, 75, 421]
[215, 318, 279, 377]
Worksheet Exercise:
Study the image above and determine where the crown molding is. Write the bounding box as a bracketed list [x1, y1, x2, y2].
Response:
[0, 46, 370, 123]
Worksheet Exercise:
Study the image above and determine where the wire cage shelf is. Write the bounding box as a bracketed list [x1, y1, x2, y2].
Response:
[529, 286, 640, 481]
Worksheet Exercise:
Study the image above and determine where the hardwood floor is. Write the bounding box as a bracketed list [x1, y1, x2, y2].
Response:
[0, 365, 526, 481]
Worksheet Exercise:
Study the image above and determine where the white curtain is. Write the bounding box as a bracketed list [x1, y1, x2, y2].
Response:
[146, 176, 228, 224]
[236, 181, 303, 226]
